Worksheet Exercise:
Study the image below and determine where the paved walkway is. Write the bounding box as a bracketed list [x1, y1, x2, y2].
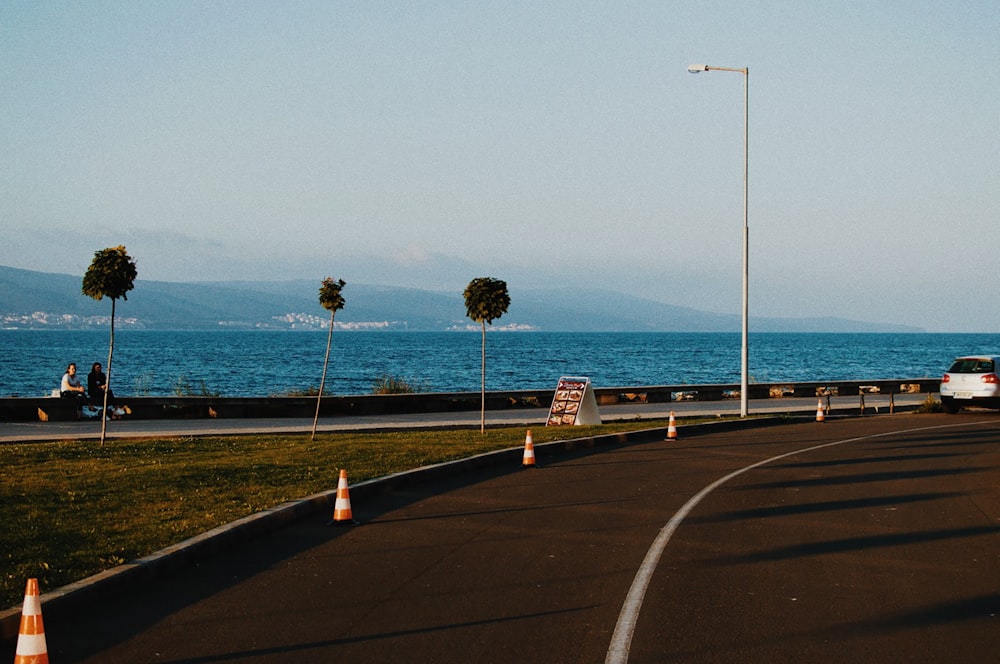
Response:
[0, 393, 925, 443]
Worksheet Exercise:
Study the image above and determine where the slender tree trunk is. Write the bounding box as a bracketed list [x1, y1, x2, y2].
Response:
[312, 310, 335, 441]
[100, 299, 115, 446]
[480, 320, 486, 434]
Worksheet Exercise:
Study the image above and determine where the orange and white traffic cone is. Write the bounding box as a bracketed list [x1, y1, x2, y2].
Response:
[328, 469, 356, 526]
[522, 430, 536, 467]
[14, 578, 48, 664]
[666, 411, 678, 440]
[815, 399, 826, 423]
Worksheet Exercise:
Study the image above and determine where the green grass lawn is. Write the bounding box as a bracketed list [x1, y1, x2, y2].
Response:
[1, 420, 672, 610]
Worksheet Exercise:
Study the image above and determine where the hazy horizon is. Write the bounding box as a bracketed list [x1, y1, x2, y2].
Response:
[3, 2, 998, 332]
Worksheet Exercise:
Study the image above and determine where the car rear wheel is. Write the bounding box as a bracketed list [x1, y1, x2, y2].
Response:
[941, 396, 960, 414]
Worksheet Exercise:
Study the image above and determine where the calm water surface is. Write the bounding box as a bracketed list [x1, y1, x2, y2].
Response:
[2, 330, 997, 398]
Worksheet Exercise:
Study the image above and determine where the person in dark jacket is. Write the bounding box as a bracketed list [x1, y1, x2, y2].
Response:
[87, 362, 114, 408]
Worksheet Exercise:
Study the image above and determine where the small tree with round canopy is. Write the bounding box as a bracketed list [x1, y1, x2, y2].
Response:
[312, 277, 346, 441]
[463, 277, 511, 434]
[82, 245, 137, 445]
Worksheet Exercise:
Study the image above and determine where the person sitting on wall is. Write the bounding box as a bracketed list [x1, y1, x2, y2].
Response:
[60, 362, 88, 418]
[88, 362, 114, 406]
[87, 361, 130, 419]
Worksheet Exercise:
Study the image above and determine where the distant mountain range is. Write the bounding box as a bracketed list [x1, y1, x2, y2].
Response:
[0, 265, 922, 333]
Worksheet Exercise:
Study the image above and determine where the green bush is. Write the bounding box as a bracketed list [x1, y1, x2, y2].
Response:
[272, 386, 322, 397]
[916, 393, 942, 413]
[371, 375, 428, 394]
[133, 371, 155, 396]
[173, 375, 221, 397]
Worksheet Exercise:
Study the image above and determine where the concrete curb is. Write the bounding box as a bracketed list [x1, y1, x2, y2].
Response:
[0, 409, 910, 640]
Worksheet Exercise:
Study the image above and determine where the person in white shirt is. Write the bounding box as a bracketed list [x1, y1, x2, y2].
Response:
[60, 362, 86, 398]
[60, 362, 87, 417]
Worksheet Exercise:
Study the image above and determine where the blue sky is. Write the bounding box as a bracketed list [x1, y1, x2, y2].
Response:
[2, 2, 998, 331]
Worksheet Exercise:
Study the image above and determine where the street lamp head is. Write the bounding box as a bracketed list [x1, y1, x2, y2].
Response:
[687, 64, 708, 73]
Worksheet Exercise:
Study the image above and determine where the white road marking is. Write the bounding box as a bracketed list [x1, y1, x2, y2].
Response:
[604, 420, 989, 664]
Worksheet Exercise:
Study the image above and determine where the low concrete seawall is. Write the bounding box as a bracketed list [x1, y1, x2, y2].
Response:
[0, 379, 940, 423]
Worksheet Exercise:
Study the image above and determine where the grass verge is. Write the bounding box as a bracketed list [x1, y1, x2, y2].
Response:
[0, 419, 674, 610]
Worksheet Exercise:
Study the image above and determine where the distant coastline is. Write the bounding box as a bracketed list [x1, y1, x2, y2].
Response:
[0, 264, 923, 333]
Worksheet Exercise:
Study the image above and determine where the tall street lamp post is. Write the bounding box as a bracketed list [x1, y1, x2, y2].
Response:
[687, 63, 749, 417]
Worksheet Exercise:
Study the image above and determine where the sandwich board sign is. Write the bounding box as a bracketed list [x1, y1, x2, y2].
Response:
[546, 376, 601, 426]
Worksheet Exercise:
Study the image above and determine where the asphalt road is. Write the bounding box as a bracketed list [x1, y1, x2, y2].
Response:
[10, 411, 998, 663]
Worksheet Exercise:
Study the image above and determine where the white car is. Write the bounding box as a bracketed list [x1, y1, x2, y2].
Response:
[939, 355, 1000, 413]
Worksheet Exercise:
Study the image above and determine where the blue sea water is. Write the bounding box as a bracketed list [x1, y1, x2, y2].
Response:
[2, 330, 999, 399]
